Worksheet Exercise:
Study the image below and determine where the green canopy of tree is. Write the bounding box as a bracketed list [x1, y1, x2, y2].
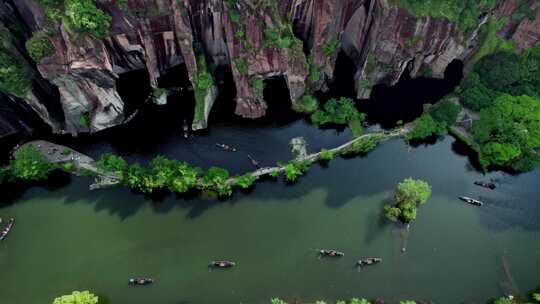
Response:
[52, 290, 98, 304]
[472, 94, 540, 168]
[311, 97, 365, 126]
[385, 178, 432, 223]
[407, 113, 446, 140]
[64, 0, 111, 39]
[96, 153, 127, 173]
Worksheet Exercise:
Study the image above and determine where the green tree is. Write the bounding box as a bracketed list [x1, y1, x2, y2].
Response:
[52, 290, 98, 304]
[202, 167, 232, 196]
[64, 0, 112, 39]
[493, 297, 513, 304]
[293, 95, 319, 114]
[350, 299, 371, 304]
[235, 173, 257, 189]
[311, 97, 364, 126]
[96, 153, 127, 173]
[319, 149, 335, 161]
[10, 145, 54, 181]
[395, 178, 432, 206]
[26, 30, 55, 63]
[407, 113, 446, 140]
[533, 293, 540, 302]
[429, 99, 461, 126]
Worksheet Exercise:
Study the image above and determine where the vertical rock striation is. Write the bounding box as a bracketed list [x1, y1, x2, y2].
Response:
[0, 0, 538, 137]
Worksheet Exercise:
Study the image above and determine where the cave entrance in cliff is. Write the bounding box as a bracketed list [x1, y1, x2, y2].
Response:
[327, 51, 358, 99]
[116, 68, 152, 117]
[209, 65, 237, 123]
[263, 76, 297, 124]
[156, 63, 195, 124]
[359, 59, 464, 129]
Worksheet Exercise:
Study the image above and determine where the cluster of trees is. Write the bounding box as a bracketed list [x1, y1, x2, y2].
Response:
[52, 291, 98, 304]
[0, 145, 55, 184]
[407, 98, 461, 141]
[456, 46, 540, 171]
[310, 97, 366, 138]
[25, 30, 56, 63]
[395, 0, 500, 32]
[384, 178, 432, 223]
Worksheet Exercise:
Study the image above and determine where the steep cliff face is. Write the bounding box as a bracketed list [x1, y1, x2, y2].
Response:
[0, 0, 538, 138]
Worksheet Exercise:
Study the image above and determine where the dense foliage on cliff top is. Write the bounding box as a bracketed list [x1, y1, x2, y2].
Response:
[394, 0, 498, 32]
[456, 45, 540, 171]
[36, 0, 111, 39]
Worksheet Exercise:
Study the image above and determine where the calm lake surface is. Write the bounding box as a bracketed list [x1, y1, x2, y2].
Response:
[0, 117, 539, 304]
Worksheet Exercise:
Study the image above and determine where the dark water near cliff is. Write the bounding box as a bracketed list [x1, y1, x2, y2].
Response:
[1, 116, 540, 304]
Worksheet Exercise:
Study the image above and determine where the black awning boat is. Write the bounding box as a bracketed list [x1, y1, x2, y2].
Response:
[474, 181, 496, 190]
[357, 257, 382, 267]
[319, 249, 344, 257]
[128, 277, 154, 285]
[209, 260, 236, 268]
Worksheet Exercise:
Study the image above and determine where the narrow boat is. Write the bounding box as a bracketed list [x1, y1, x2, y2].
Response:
[0, 218, 14, 241]
[209, 260, 236, 268]
[357, 257, 382, 267]
[182, 120, 189, 139]
[216, 143, 237, 152]
[247, 154, 260, 169]
[474, 181, 496, 190]
[459, 196, 483, 206]
[128, 277, 154, 285]
[319, 249, 344, 257]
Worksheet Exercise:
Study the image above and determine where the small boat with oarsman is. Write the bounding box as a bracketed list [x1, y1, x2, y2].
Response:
[128, 277, 154, 285]
[0, 218, 15, 241]
[459, 196, 483, 206]
[357, 257, 382, 267]
[209, 260, 236, 268]
[216, 143, 237, 152]
[319, 249, 344, 257]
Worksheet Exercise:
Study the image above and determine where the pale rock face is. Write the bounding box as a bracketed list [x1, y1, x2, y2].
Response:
[192, 85, 218, 131]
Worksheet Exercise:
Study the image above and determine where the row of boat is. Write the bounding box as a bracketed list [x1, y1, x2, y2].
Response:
[458, 180, 496, 207]
[319, 250, 382, 267]
[0, 218, 14, 241]
[128, 253, 380, 286]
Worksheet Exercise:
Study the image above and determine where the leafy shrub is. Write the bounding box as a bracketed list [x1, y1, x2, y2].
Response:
[428, 98, 461, 126]
[0, 51, 32, 97]
[407, 113, 446, 140]
[323, 37, 341, 56]
[64, 0, 112, 39]
[234, 57, 249, 75]
[10, 145, 54, 181]
[311, 97, 365, 126]
[26, 31, 55, 62]
[52, 290, 98, 304]
[319, 149, 334, 161]
[96, 153, 127, 173]
[384, 178, 432, 223]
[235, 173, 257, 189]
[292, 94, 318, 114]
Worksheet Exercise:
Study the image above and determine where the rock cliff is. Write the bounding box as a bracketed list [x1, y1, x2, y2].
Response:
[0, 0, 538, 138]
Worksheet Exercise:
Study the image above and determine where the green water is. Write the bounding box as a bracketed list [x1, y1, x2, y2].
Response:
[0, 135, 539, 304]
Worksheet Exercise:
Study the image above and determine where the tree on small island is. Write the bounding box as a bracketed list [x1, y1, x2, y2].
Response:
[52, 290, 98, 304]
[384, 178, 432, 223]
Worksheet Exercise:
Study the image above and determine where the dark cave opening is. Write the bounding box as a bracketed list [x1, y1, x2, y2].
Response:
[262, 76, 297, 124]
[209, 65, 237, 124]
[359, 59, 464, 128]
[116, 68, 152, 117]
[157, 63, 195, 124]
[315, 50, 358, 102]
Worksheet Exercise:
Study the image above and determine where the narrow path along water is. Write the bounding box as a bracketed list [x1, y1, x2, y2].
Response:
[0, 118, 539, 304]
